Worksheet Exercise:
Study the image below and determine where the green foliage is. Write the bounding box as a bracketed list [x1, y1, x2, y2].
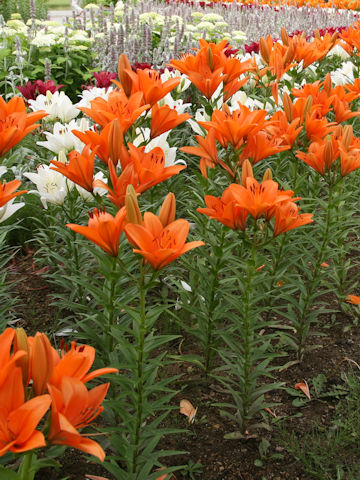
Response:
[0, 0, 47, 22]
[279, 370, 360, 479]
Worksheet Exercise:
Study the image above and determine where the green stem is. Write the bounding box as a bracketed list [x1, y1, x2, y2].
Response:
[132, 262, 147, 475]
[107, 257, 118, 354]
[240, 231, 257, 433]
[265, 233, 287, 321]
[204, 228, 225, 378]
[18, 451, 34, 480]
[296, 182, 335, 360]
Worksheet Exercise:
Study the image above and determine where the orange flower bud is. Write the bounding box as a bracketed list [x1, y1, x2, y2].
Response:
[125, 185, 142, 225]
[108, 119, 124, 165]
[303, 95, 313, 120]
[324, 139, 334, 170]
[14, 327, 29, 385]
[31, 333, 54, 395]
[323, 73, 332, 97]
[241, 159, 253, 186]
[342, 124, 353, 150]
[283, 43, 295, 68]
[262, 168, 273, 182]
[259, 37, 270, 64]
[158, 193, 176, 227]
[282, 92, 293, 123]
[118, 53, 132, 97]
[206, 46, 214, 71]
[281, 27, 289, 46]
[314, 29, 321, 40]
[333, 124, 343, 139]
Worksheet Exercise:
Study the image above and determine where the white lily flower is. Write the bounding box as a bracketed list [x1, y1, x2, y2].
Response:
[76, 171, 108, 201]
[158, 93, 191, 114]
[29, 91, 80, 123]
[24, 164, 71, 209]
[0, 199, 25, 223]
[77, 86, 114, 109]
[160, 69, 191, 93]
[0, 167, 7, 178]
[332, 61, 355, 86]
[37, 119, 89, 154]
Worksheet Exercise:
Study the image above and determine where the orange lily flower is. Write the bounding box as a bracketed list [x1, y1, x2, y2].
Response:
[123, 68, 180, 106]
[50, 341, 118, 388]
[197, 187, 248, 230]
[79, 90, 150, 131]
[0, 96, 47, 157]
[339, 148, 360, 177]
[125, 213, 204, 270]
[293, 32, 338, 68]
[267, 111, 302, 148]
[305, 110, 337, 142]
[200, 105, 268, 149]
[0, 179, 27, 208]
[228, 177, 292, 220]
[127, 143, 186, 190]
[50, 145, 96, 192]
[150, 103, 191, 139]
[296, 138, 339, 176]
[48, 377, 109, 461]
[0, 368, 51, 455]
[346, 295, 360, 305]
[331, 95, 360, 124]
[239, 130, 290, 165]
[181, 128, 234, 178]
[291, 78, 334, 117]
[0, 328, 27, 389]
[93, 161, 138, 209]
[273, 201, 313, 236]
[67, 207, 127, 257]
[169, 40, 227, 99]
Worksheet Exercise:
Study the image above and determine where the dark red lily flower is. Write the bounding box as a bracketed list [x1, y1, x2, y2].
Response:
[244, 41, 260, 54]
[132, 62, 154, 71]
[16, 82, 38, 100]
[93, 71, 117, 89]
[35, 80, 64, 95]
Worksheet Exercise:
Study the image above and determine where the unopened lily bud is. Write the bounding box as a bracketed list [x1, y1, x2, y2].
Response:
[283, 43, 295, 67]
[118, 53, 132, 97]
[158, 193, 176, 227]
[31, 332, 54, 395]
[303, 95, 313, 120]
[206, 46, 214, 71]
[281, 27, 289, 46]
[262, 168, 273, 182]
[125, 184, 142, 225]
[259, 37, 270, 64]
[241, 159, 253, 186]
[333, 124, 343, 138]
[323, 73, 332, 97]
[342, 124, 353, 150]
[108, 119, 124, 165]
[14, 328, 29, 386]
[314, 29, 320, 40]
[282, 92, 293, 122]
[324, 139, 334, 170]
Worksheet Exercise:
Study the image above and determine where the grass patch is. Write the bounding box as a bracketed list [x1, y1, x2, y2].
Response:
[278, 370, 360, 480]
[47, 0, 71, 10]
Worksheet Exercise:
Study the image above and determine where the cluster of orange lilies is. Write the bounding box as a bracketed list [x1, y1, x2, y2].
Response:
[0, 327, 117, 460]
[0, 96, 47, 211]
